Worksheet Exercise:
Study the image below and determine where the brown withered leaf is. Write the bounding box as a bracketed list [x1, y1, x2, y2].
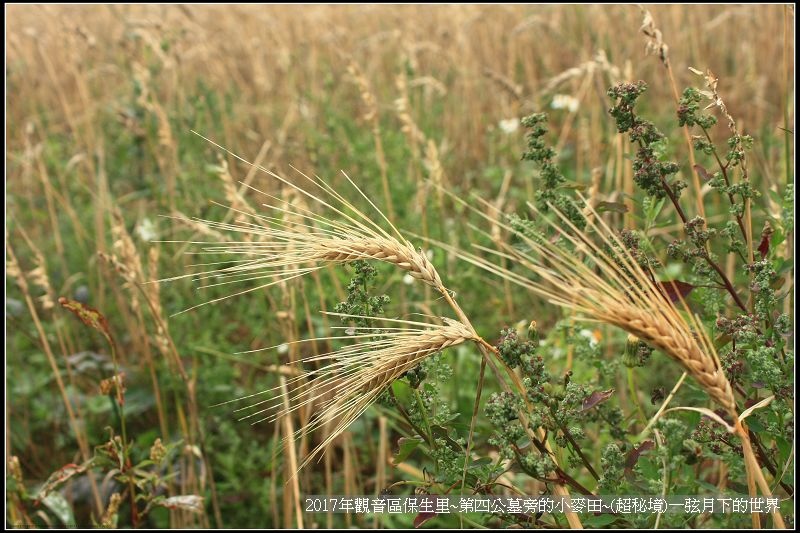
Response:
[35, 460, 93, 502]
[581, 389, 614, 412]
[693, 164, 714, 182]
[658, 280, 696, 303]
[758, 221, 773, 259]
[624, 440, 654, 478]
[414, 512, 436, 528]
[58, 297, 114, 346]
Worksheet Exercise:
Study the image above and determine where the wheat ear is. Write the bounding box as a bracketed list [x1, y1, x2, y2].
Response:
[223, 315, 475, 470]
[167, 138, 582, 525]
[159, 155, 444, 315]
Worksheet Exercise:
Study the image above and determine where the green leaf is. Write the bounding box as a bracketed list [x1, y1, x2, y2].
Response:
[775, 259, 793, 277]
[582, 513, 619, 527]
[468, 457, 494, 469]
[431, 426, 463, 452]
[645, 196, 667, 227]
[559, 182, 588, 191]
[595, 201, 629, 214]
[637, 458, 660, 479]
[695, 480, 721, 494]
[393, 437, 424, 465]
[42, 492, 75, 526]
[745, 416, 764, 433]
[775, 437, 792, 463]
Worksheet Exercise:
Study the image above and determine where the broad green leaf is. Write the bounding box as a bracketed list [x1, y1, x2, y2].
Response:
[393, 437, 424, 465]
[42, 492, 74, 527]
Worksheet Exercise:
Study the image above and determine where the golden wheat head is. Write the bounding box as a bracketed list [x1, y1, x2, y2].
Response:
[159, 143, 445, 315]
[223, 315, 475, 470]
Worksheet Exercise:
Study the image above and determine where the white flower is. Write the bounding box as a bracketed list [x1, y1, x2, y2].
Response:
[135, 218, 158, 242]
[579, 328, 598, 347]
[551, 94, 580, 113]
[277, 343, 289, 355]
[498, 118, 520, 134]
[403, 273, 415, 285]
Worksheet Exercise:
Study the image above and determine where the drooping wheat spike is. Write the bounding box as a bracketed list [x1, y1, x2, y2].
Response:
[451, 193, 737, 413]
[448, 193, 785, 526]
[224, 314, 475, 470]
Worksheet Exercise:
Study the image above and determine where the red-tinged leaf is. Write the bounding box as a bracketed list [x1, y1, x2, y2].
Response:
[757, 236, 769, 259]
[35, 461, 92, 502]
[414, 512, 436, 528]
[581, 389, 614, 412]
[693, 164, 714, 182]
[758, 221, 773, 259]
[658, 280, 696, 303]
[624, 440, 654, 477]
[58, 297, 114, 344]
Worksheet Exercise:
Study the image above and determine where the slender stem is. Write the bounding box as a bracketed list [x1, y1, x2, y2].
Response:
[461, 358, 487, 492]
[459, 358, 486, 529]
[439, 288, 584, 528]
[633, 132, 747, 313]
[653, 430, 669, 530]
[639, 372, 688, 439]
[411, 388, 434, 447]
[556, 420, 600, 481]
[747, 430, 794, 496]
[514, 444, 594, 497]
[657, 173, 688, 224]
[784, 5, 792, 187]
[736, 419, 786, 528]
[627, 368, 648, 425]
[703, 254, 748, 312]
[388, 389, 432, 446]
[108, 341, 138, 528]
[664, 58, 705, 221]
[699, 126, 750, 245]
[8, 243, 104, 516]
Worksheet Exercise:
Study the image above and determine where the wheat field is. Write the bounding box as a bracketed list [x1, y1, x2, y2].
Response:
[6, 4, 794, 529]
